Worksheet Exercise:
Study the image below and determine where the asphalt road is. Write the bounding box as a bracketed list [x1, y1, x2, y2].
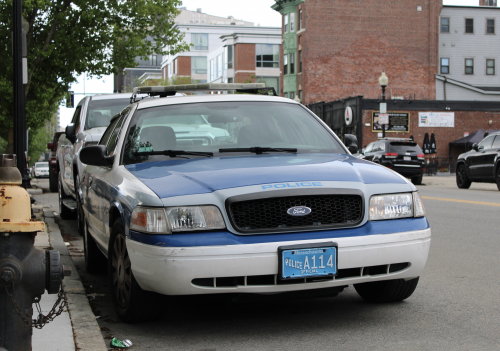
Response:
[32, 177, 500, 351]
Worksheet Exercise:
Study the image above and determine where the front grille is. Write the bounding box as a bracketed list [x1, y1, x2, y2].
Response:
[228, 194, 363, 233]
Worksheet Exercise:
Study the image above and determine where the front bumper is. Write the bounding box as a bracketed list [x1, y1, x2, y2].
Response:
[127, 221, 431, 296]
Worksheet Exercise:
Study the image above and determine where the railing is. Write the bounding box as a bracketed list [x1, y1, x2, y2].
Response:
[425, 156, 456, 175]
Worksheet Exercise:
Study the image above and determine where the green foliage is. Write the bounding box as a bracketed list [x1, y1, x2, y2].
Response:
[0, 0, 189, 145]
[27, 125, 52, 165]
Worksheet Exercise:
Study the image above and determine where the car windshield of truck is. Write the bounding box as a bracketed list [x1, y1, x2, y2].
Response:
[35, 162, 49, 169]
[85, 99, 131, 129]
[122, 101, 344, 165]
[389, 142, 423, 154]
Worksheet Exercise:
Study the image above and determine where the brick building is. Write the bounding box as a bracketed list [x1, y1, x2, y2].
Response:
[272, 0, 442, 104]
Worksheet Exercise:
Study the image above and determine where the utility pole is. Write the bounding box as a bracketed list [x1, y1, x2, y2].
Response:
[12, 0, 30, 188]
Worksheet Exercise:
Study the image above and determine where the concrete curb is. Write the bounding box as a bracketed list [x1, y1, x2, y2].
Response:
[44, 215, 108, 351]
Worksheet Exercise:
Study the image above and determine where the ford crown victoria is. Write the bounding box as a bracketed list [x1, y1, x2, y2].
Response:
[79, 83, 431, 322]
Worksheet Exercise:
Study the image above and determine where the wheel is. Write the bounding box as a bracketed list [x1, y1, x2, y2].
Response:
[75, 174, 84, 235]
[108, 219, 161, 323]
[84, 220, 106, 274]
[456, 164, 471, 189]
[496, 167, 500, 191]
[411, 173, 423, 185]
[49, 170, 58, 192]
[354, 277, 419, 303]
[58, 173, 75, 219]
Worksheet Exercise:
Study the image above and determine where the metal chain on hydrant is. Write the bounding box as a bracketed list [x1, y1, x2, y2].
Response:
[5, 283, 67, 329]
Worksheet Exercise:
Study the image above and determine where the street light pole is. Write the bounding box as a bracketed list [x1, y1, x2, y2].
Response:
[378, 71, 389, 139]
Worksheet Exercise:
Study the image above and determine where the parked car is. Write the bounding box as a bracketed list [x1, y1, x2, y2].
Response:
[79, 83, 430, 323]
[47, 132, 65, 192]
[33, 161, 49, 178]
[456, 131, 500, 190]
[361, 138, 426, 185]
[56, 93, 133, 230]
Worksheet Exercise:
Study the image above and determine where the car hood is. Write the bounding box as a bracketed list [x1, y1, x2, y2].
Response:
[85, 127, 107, 142]
[124, 154, 407, 199]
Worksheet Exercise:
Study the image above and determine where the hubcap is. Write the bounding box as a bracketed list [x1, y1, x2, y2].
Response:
[112, 234, 131, 307]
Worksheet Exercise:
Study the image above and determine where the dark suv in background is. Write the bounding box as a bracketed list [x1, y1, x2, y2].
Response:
[361, 138, 426, 185]
[456, 131, 500, 190]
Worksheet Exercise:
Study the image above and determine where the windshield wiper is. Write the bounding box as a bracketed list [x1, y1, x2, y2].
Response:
[133, 150, 213, 157]
[219, 147, 297, 154]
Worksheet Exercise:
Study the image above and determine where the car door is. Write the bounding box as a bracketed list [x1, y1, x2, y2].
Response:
[468, 135, 495, 178]
[485, 135, 500, 178]
[86, 111, 129, 251]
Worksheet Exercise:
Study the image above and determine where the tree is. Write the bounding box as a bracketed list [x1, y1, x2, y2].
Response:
[0, 0, 189, 152]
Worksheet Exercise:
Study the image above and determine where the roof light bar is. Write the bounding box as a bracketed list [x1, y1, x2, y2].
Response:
[133, 83, 266, 95]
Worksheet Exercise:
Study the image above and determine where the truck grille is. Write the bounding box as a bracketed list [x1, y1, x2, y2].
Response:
[228, 194, 363, 233]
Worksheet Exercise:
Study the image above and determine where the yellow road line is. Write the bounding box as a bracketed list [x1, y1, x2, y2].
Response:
[422, 196, 500, 207]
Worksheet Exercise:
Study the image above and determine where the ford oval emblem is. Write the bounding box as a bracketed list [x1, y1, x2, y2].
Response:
[287, 206, 312, 216]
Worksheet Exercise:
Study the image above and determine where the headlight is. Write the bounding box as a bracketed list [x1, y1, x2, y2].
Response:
[166, 206, 225, 232]
[369, 193, 414, 220]
[130, 205, 225, 234]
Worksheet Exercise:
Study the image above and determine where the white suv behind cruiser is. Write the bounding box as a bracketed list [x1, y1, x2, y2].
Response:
[78, 83, 431, 323]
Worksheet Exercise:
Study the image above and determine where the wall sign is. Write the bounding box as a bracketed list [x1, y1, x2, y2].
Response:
[418, 112, 454, 127]
[372, 112, 409, 133]
[345, 106, 353, 125]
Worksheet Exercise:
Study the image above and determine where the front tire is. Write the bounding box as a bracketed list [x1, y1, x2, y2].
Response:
[354, 277, 419, 303]
[108, 219, 161, 323]
[49, 170, 58, 192]
[456, 164, 471, 189]
[84, 220, 106, 274]
[411, 173, 423, 185]
[58, 173, 75, 219]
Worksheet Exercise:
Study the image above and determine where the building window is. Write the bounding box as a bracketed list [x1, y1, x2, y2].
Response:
[465, 59, 474, 74]
[191, 56, 207, 74]
[284, 92, 288, 98]
[290, 53, 295, 74]
[441, 58, 449, 74]
[256, 44, 280, 68]
[298, 9, 302, 30]
[465, 18, 474, 33]
[487, 19, 495, 34]
[150, 54, 157, 66]
[284, 14, 288, 32]
[284, 54, 288, 75]
[225, 45, 233, 69]
[487, 59, 495, 75]
[256, 76, 279, 95]
[217, 54, 222, 78]
[290, 92, 295, 100]
[486, 0, 497, 5]
[191, 33, 208, 50]
[290, 12, 295, 32]
[441, 18, 450, 33]
[299, 90, 302, 102]
[299, 50, 302, 72]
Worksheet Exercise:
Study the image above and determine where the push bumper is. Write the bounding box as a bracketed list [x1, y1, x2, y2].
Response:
[127, 226, 431, 296]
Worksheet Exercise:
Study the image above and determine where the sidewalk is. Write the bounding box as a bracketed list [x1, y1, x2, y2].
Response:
[29, 184, 107, 351]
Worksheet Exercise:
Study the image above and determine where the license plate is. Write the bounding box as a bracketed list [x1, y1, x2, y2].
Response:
[404, 156, 411, 161]
[278, 242, 337, 280]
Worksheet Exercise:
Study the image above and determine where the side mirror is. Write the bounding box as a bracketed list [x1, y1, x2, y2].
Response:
[344, 134, 359, 154]
[472, 143, 479, 151]
[65, 124, 77, 144]
[79, 145, 114, 167]
[47, 142, 53, 150]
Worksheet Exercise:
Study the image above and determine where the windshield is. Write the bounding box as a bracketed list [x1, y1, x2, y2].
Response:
[35, 162, 49, 169]
[389, 142, 423, 153]
[85, 99, 131, 129]
[122, 101, 344, 165]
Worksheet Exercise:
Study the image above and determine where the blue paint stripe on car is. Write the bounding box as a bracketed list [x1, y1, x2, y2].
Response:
[128, 217, 429, 247]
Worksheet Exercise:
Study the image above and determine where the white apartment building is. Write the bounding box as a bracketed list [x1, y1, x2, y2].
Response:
[437, 3, 500, 100]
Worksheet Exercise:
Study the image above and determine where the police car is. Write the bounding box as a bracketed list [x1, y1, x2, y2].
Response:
[79, 83, 430, 322]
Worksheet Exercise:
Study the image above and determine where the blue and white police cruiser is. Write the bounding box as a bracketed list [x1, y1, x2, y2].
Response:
[79, 83, 430, 322]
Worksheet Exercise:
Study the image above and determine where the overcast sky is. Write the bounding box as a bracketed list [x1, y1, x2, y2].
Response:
[59, 0, 484, 127]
